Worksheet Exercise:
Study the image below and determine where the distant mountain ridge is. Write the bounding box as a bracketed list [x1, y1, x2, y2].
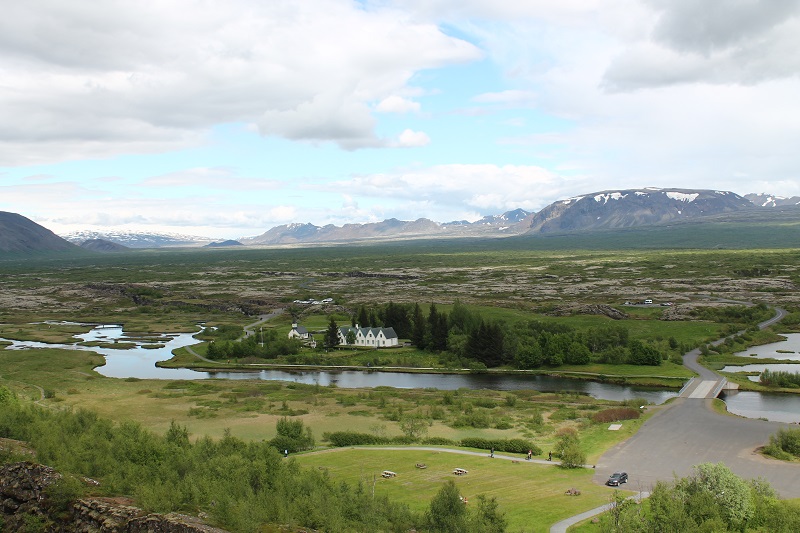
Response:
[744, 193, 800, 207]
[80, 238, 129, 253]
[241, 212, 531, 245]
[16, 187, 792, 249]
[205, 240, 244, 248]
[526, 188, 753, 233]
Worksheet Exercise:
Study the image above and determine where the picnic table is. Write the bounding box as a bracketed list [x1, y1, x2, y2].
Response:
[453, 468, 468, 475]
[382, 470, 397, 478]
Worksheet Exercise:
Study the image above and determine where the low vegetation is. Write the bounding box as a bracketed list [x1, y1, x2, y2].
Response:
[588, 463, 800, 532]
[763, 428, 800, 461]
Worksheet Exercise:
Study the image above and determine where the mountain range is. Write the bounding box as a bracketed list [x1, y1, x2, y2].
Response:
[1, 187, 797, 255]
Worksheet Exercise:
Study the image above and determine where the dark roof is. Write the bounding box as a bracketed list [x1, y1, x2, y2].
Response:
[339, 326, 397, 339]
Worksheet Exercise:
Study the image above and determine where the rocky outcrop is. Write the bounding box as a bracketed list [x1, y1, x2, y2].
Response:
[547, 303, 629, 320]
[0, 461, 228, 532]
[70, 498, 226, 532]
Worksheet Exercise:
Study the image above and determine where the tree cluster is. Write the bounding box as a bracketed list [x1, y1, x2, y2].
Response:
[600, 463, 800, 532]
[0, 387, 413, 532]
[206, 329, 301, 360]
[425, 480, 507, 533]
[351, 301, 665, 368]
[764, 428, 800, 460]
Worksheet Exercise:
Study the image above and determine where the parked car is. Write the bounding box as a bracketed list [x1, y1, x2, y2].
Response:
[606, 472, 628, 486]
[644, 299, 653, 304]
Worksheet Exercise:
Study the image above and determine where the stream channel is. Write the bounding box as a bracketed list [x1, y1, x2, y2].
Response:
[4, 324, 800, 421]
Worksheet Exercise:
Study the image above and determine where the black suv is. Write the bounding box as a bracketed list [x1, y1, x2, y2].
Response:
[606, 472, 628, 486]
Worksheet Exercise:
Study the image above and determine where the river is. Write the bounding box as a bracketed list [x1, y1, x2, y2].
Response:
[1, 324, 676, 404]
[6, 324, 800, 420]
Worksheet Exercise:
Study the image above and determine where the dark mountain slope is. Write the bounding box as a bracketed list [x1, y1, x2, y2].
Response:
[80, 238, 129, 252]
[0, 212, 82, 255]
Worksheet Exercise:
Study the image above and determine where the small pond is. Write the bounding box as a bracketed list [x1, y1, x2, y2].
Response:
[719, 390, 800, 424]
[733, 333, 800, 360]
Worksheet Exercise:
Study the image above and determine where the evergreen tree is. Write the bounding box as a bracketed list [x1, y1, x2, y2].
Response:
[385, 301, 412, 338]
[325, 317, 340, 349]
[449, 300, 479, 334]
[426, 303, 440, 350]
[433, 312, 450, 352]
[411, 303, 426, 348]
[357, 306, 369, 327]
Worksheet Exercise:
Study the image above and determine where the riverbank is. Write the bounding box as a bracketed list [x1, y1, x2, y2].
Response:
[161, 346, 691, 389]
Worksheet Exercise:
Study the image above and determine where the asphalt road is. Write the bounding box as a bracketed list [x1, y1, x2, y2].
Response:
[594, 306, 800, 498]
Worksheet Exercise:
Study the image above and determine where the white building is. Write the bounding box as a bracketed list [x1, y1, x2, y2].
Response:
[338, 324, 399, 348]
[288, 323, 310, 340]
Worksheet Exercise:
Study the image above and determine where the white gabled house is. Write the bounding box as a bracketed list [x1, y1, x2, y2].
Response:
[338, 324, 399, 348]
[287, 323, 310, 340]
[288, 322, 316, 348]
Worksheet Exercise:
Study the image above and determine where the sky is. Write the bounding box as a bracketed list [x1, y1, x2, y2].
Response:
[1, 0, 799, 239]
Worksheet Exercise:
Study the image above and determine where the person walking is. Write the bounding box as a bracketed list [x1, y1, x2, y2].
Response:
[527, 449, 532, 460]
[548, 451, 552, 461]
[490, 447, 494, 458]
[284, 449, 289, 458]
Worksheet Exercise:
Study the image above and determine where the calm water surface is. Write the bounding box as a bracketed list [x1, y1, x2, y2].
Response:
[9, 324, 800, 421]
[733, 333, 800, 360]
[1, 324, 677, 404]
[720, 390, 800, 423]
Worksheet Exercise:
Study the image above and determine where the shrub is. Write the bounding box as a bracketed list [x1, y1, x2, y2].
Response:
[760, 370, 800, 388]
[494, 419, 513, 430]
[592, 408, 641, 423]
[459, 437, 541, 455]
[323, 431, 389, 447]
[422, 437, 456, 446]
[450, 411, 493, 428]
[554, 427, 586, 468]
[767, 428, 800, 458]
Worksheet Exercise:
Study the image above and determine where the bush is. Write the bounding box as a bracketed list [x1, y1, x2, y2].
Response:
[592, 408, 641, 423]
[323, 431, 389, 447]
[766, 428, 800, 458]
[422, 437, 456, 446]
[459, 437, 541, 456]
[760, 369, 800, 388]
[450, 411, 493, 428]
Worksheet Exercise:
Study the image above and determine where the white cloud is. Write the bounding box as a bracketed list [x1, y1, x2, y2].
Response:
[473, 90, 538, 107]
[376, 95, 421, 113]
[0, 0, 480, 165]
[328, 163, 564, 214]
[604, 1, 800, 90]
[142, 167, 282, 190]
[396, 129, 431, 147]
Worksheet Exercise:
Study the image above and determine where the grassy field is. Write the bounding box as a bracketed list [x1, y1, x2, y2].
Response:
[293, 448, 627, 532]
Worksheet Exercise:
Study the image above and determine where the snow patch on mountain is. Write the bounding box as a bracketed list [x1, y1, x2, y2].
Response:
[666, 192, 699, 202]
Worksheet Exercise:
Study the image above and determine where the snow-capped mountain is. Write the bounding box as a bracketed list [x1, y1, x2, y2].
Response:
[526, 188, 753, 233]
[61, 230, 213, 248]
[744, 193, 800, 207]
